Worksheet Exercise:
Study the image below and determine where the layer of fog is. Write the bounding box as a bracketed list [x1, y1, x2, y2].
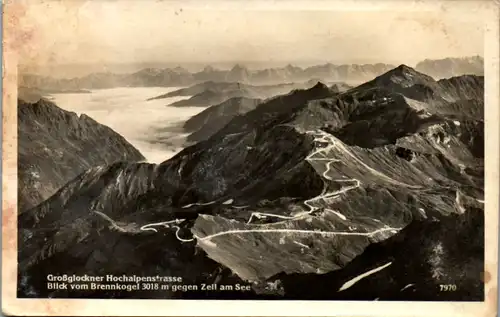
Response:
[50, 87, 204, 163]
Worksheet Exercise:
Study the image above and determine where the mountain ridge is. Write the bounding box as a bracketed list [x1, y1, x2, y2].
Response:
[18, 98, 146, 212]
[19, 56, 484, 93]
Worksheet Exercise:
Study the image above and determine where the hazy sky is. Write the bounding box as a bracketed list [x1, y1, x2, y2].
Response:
[12, 0, 488, 74]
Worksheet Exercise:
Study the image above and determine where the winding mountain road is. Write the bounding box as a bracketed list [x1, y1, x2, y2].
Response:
[138, 128, 404, 243]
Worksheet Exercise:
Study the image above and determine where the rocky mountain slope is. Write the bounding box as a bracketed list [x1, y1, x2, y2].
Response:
[18, 65, 484, 300]
[18, 98, 145, 212]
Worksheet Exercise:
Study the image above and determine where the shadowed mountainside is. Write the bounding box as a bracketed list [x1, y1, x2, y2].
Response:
[18, 98, 145, 212]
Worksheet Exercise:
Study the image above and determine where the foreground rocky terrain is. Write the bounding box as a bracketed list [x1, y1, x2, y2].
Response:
[272, 207, 484, 300]
[18, 64, 484, 301]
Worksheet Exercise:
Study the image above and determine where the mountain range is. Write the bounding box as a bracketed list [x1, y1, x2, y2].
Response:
[19, 56, 483, 92]
[17, 64, 484, 301]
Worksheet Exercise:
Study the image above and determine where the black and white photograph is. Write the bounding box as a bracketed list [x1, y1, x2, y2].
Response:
[4, 0, 498, 313]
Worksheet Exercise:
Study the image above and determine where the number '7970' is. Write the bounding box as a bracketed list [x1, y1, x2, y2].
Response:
[439, 284, 457, 291]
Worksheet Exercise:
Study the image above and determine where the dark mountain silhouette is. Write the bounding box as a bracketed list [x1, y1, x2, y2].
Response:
[18, 65, 484, 301]
[156, 80, 336, 109]
[18, 98, 145, 212]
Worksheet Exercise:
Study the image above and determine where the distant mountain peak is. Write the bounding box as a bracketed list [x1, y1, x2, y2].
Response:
[203, 65, 216, 72]
[226, 64, 251, 82]
[311, 81, 328, 89]
[349, 64, 442, 101]
[384, 64, 428, 79]
[231, 64, 248, 71]
[284, 64, 301, 72]
[373, 64, 436, 87]
[172, 66, 188, 73]
[136, 68, 162, 75]
[395, 64, 416, 73]
[308, 81, 332, 95]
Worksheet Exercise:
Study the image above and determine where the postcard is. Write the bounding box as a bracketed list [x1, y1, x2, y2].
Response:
[2, 0, 499, 316]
